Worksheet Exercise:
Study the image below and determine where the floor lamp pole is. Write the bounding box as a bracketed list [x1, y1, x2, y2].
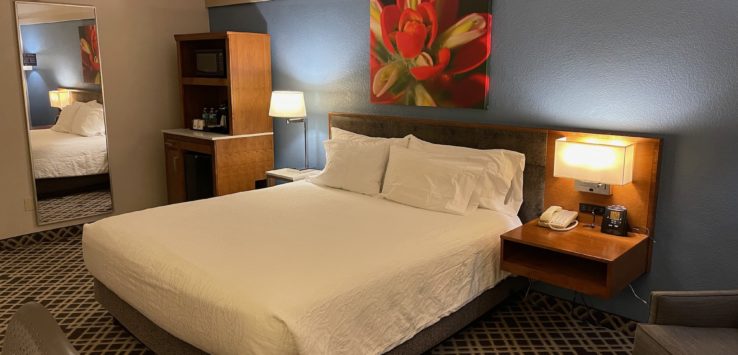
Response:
[303, 117, 308, 170]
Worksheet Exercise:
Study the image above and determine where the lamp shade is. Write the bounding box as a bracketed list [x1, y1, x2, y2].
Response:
[48, 89, 72, 109]
[269, 91, 306, 118]
[553, 137, 635, 185]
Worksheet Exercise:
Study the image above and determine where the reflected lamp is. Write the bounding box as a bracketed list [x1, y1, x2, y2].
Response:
[48, 89, 72, 109]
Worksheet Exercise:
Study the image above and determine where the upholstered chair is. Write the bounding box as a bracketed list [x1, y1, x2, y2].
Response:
[632, 290, 738, 354]
[2, 302, 78, 355]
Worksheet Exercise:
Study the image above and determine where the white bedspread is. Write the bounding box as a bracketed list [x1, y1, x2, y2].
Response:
[30, 129, 108, 179]
[83, 182, 520, 355]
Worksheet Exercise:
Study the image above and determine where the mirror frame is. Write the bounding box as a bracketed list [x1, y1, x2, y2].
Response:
[14, 1, 115, 226]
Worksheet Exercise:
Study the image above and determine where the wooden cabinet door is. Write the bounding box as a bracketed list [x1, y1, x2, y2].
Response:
[164, 142, 186, 204]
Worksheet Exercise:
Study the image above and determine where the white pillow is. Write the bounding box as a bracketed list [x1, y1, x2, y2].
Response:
[331, 127, 410, 147]
[503, 153, 526, 215]
[85, 101, 106, 135]
[309, 139, 391, 196]
[408, 135, 521, 215]
[381, 146, 485, 215]
[70, 103, 106, 137]
[51, 101, 82, 133]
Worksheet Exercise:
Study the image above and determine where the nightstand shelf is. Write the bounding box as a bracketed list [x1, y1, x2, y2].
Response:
[501, 219, 649, 299]
[266, 168, 320, 186]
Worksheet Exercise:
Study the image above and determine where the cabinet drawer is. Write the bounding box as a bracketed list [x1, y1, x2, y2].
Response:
[163, 134, 214, 155]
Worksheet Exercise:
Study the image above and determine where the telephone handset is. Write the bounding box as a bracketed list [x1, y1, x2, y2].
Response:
[538, 206, 579, 231]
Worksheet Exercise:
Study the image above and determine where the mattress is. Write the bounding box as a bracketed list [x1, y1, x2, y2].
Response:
[83, 182, 521, 355]
[30, 129, 108, 179]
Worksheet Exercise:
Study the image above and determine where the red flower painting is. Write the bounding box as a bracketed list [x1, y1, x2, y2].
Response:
[370, 0, 492, 108]
[79, 25, 101, 84]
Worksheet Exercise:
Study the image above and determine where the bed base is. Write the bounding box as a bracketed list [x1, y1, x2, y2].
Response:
[36, 173, 110, 199]
[94, 277, 526, 354]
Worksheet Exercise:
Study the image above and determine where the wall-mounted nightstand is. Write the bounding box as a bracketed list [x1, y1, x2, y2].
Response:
[500, 219, 650, 299]
[266, 168, 320, 187]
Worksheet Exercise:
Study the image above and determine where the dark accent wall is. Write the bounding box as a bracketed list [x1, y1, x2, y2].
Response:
[20, 19, 98, 127]
[210, 0, 738, 321]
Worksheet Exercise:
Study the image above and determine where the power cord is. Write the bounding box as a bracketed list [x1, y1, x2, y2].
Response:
[523, 279, 534, 301]
[629, 284, 649, 305]
[629, 225, 656, 246]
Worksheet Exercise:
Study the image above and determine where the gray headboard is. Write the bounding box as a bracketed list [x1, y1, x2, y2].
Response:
[66, 89, 103, 104]
[328, 112, 548, 223]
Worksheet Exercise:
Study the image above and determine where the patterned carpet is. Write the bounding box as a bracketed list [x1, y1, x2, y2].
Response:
[37, 190, 113, 225]
[0, 228, 636, 354]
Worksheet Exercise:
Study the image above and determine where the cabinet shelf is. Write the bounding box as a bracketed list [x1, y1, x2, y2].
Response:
[181, 77, 229, 86]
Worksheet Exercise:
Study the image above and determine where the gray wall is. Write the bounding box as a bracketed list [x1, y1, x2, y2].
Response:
[210, 0, 738, 321]
[20, 19, 99, 127]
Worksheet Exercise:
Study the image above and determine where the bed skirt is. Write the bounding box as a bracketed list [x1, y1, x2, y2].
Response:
[94, 277, 525, 354]
[36, 173, 110, 199]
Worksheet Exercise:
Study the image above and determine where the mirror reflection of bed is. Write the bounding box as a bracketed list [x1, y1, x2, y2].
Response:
[30, 90, 111, 225]
[16, 2, 113, 225]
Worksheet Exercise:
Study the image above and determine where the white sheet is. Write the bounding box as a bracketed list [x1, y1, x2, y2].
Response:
[83, 182, 521, 355]
[30, 129, 108, 179]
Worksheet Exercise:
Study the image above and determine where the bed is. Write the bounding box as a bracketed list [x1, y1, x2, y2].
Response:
[84, 113, 549, 354]
[31, 89, 110, 198]
[30, 129, 108, 179]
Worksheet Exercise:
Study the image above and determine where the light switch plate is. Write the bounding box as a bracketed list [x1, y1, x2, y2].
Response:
[575, 180, 612, 195]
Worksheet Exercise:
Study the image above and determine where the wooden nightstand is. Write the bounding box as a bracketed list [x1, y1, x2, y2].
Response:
[500, 219, 650, 299]
[266, 168, 320, 187]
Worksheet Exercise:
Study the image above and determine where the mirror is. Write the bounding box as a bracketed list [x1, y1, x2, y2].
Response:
[15, 1, 113, 225]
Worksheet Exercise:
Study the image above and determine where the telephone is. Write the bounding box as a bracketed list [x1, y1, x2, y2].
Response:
[538, 206, 579, 231]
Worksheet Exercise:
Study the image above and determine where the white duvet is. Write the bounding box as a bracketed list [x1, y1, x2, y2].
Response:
[30, 129, 108, 179]
[83, 182, 520, 355]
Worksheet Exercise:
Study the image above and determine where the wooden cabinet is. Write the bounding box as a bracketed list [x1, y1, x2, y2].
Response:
[163, 130, 274, 203]
[175, 31, 272, 135]
[164, 32, 274, 204]
[500, 219, 650, 299]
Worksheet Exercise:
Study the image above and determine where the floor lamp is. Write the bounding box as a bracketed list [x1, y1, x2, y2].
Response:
[269, 91, 309, 170]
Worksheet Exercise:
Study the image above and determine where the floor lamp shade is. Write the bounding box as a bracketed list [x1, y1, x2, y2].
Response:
[269, 91, 306, 118]
[269, 91, 309, 169]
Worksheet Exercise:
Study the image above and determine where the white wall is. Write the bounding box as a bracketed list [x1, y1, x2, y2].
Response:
[0, 0, 210, 239]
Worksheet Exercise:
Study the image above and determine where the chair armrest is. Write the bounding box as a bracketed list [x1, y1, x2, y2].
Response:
[649, 290, 738, 328]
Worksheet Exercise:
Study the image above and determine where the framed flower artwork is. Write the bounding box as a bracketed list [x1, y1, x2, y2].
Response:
[370, 0, 493, 109]
[79, 25, 101, 84]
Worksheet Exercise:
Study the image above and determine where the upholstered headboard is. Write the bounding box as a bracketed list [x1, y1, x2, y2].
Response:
[67, 89, 103, 104]
[328, 112, 548, 223]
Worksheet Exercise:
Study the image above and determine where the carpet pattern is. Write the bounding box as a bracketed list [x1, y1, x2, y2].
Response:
[36, 190, 113, 225]
[0, 228, 636, 354]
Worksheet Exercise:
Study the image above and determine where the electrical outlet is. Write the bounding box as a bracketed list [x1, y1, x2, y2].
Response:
[579, 203, 606, 216]
[24, 198, 35, 212]
[574, 180, 612, 195]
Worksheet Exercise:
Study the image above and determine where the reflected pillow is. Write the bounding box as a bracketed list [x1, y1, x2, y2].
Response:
[70, 103, 105, 137]
[331, 127, 410, 147]
[309, 139, 391, 196]
[51, 102, 82, 133]
[381, 146, 484, 215]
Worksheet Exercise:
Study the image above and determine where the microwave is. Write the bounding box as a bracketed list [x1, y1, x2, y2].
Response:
[194, 49, 226, 77]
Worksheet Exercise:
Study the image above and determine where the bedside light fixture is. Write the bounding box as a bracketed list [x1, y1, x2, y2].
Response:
[48, 89, 72, 109]
[269, 91, 309, 170]
[22, 53, 37, 71]
[553, 137, 635, 195]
